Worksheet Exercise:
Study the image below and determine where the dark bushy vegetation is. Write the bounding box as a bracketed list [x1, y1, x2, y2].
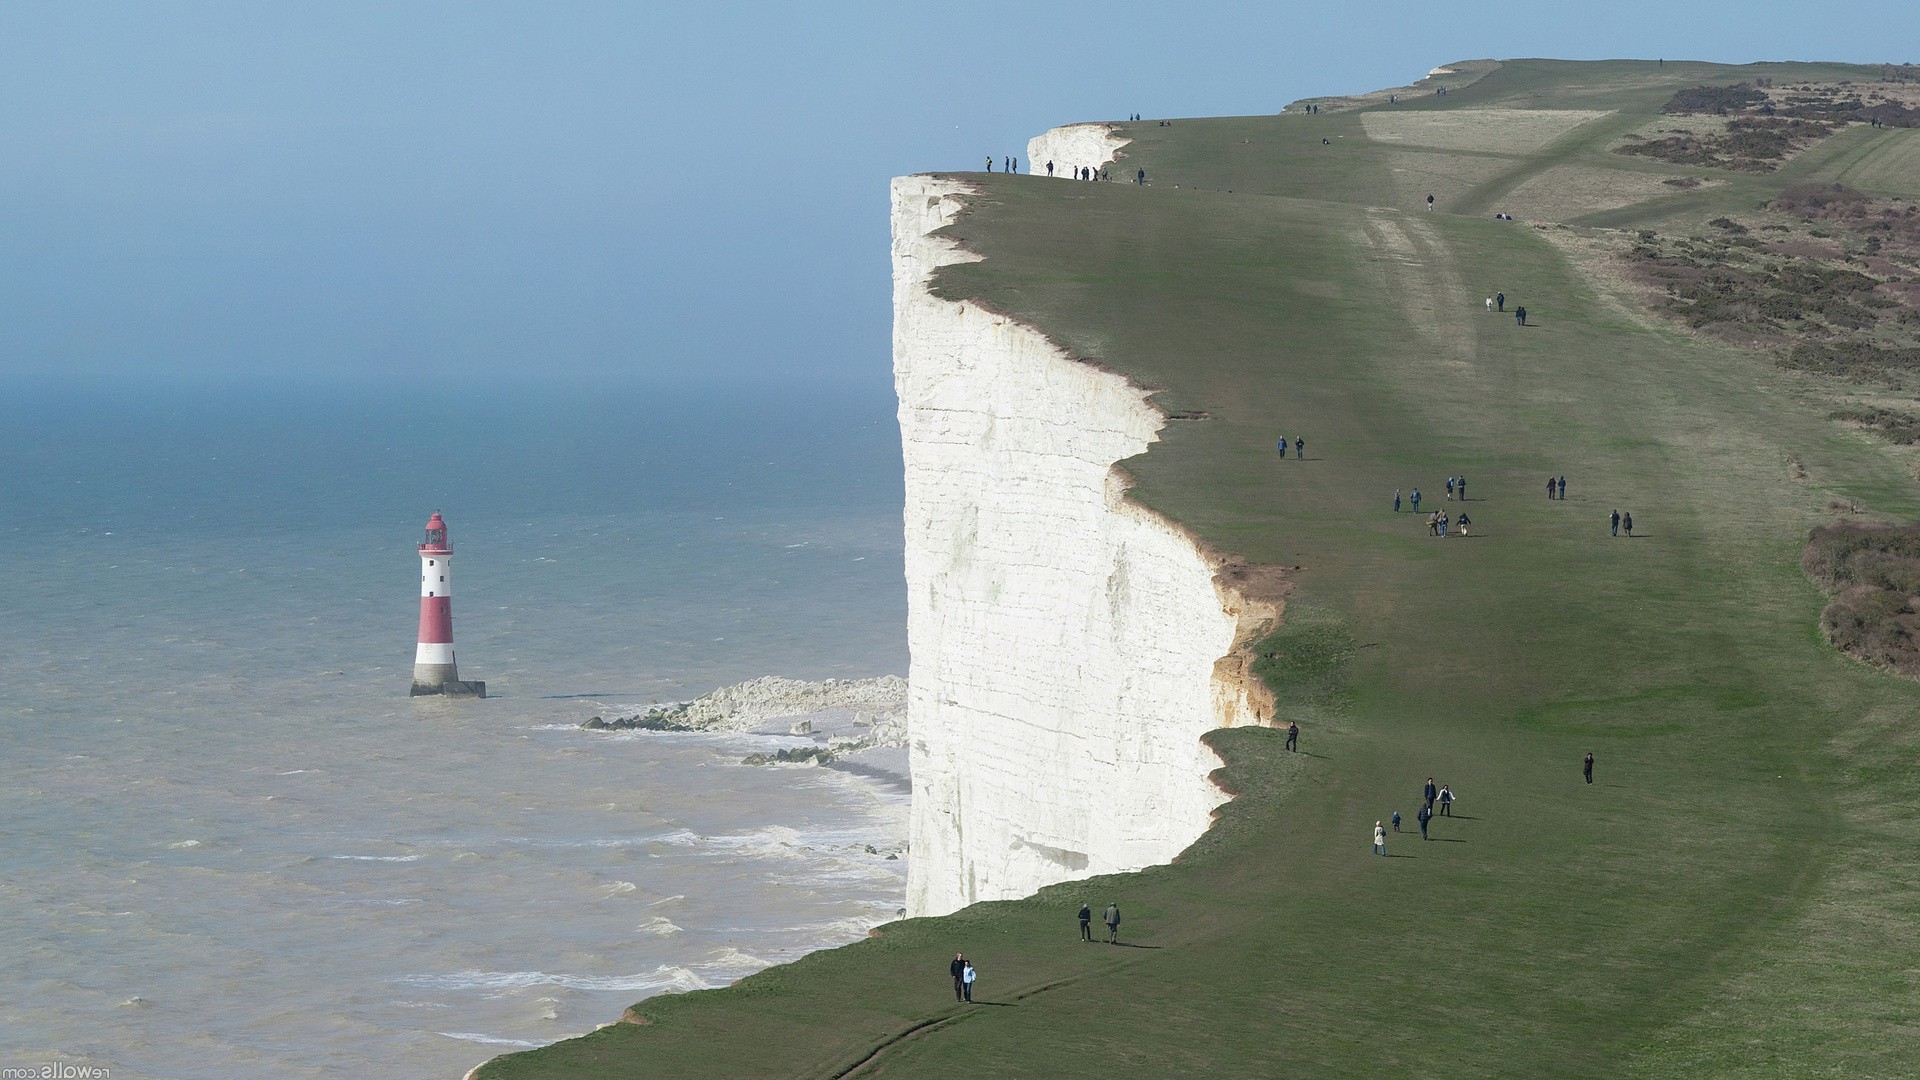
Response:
[1829, 406, 1920, 443]
[1617, 117, 1835, 171]
[1663, 84, 1768, 115]
[1770, 184, 1920, 247]
[1805, 523, 1920, 677]
[1620, 182, 1920, 381]
[1786, 343, 1920, 380]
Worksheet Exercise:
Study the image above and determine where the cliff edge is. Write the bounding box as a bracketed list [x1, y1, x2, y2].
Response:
[892, 158, 1279, 918]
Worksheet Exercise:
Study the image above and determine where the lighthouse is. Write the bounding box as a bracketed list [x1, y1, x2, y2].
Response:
[411, 512, 486, 698]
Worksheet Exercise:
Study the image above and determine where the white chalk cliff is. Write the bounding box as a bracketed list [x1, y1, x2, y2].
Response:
[892, 140, 1278, 919]
[1025, 122, 1129, 179]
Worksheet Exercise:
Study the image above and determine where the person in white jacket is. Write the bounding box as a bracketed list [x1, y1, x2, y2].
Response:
[961, 961, 976, 1003]
[1373, 821, 1387, 856]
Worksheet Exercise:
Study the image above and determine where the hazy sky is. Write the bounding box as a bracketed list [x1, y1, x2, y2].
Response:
[0, 2, 1912, 388]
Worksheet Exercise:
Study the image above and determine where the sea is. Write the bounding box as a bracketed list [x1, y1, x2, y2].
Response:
[0, 376, 911, 1079]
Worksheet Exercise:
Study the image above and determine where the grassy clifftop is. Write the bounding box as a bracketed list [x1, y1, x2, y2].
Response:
[481, 59, 1920, 1078]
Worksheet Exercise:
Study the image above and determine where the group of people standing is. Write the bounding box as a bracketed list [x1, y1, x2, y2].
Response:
[1394, 475, 1469, 536]
[1376, 777, 1457, 853]
[986, 156, 1020, 173]
[1485, 292, 1525, 324]
[1277, 435, 1305, 460]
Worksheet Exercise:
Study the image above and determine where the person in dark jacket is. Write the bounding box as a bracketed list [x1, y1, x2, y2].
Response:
[1078, 903, 1092, 941]
[1105, 902, 1121, 944]
[1286, 722, 1299, 752]
[950, 953, 967, 1000]
[1424, 777, 1438, 808]
[1417, 803, 1432, 840]
[1584, 752, 1595, 784]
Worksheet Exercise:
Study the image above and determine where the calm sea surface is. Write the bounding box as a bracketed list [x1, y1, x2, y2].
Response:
[0, 378, 909, 1078]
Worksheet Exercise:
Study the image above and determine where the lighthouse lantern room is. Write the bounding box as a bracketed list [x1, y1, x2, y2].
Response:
[410, 512, 486, 697]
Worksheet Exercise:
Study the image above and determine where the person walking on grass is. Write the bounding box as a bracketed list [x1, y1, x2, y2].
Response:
[1374, 821, 1388, 856]
[962, 960, 976, 1002]
[1516, 306, 1528, 326]
[1294, 436, 1305, 460]
[1623, 511, 1634, 537]
[1394, 489, 1402, 513]
[1424, 777, 1438, 809]
[950, 953, 968, 1001]
[1445, 476, 1455, 500]
[1278, 437, 1287, 457]
[1079, 903, 1092, 941]
[1456, 511, 1469, 537]
[1496, 292, 1505, 313]
[1610, 509, 1621, 537]
[1558, 475, 1567, 500]
[1105, 902, 1121, 944]
[1411, 488, 1422, 513]
[1417, 803, 1432, 840]
[1286, 722, 1299, 752]
[1584, 752, 1595, 784]
[1486, 296, 1494, 312]
[1439, 514, 1449, 537]
[1458, 475, 1467, 501]
[1392, 810, 1402, 833]
[1438, 785, 1454, 816]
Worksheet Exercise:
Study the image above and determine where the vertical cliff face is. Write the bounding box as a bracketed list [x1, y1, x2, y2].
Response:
[1024, 123, 1129, 179]
[892, 173, 1276, 919]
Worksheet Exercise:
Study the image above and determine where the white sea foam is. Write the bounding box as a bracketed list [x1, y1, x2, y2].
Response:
[402, 966, 711, 994]
[699, 946, 770, 977]
[436, 1032, 549, 1048]
[634, 916, 682, 936]
[330, 854, 424, 862]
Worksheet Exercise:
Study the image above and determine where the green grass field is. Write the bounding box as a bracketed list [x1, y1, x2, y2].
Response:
[481, 59, 1920, 1078]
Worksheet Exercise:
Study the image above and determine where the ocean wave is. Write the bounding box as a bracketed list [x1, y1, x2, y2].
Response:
[165, 840, 204, 849]
[599, 881, 639, 895]
[401, 965, 710, 994]
[329, 854, 423, 862]
[648, 825, 822, 859]
[699, 946, 770, 977]
[435, 1032, 548, 1048]
[634, 916, 682, 936]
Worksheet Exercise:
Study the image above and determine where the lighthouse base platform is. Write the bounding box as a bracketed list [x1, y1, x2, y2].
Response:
[411, 678, 486, 698]
[411, 660, 485, 698]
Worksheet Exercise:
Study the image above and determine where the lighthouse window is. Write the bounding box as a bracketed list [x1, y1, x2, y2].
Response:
[429, 591, 435, 597]
[439, 576, 446, 582]
[428, 559, 436, 566]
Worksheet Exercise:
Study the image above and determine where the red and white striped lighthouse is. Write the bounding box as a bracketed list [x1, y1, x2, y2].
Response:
[410, 512, 485, 698]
